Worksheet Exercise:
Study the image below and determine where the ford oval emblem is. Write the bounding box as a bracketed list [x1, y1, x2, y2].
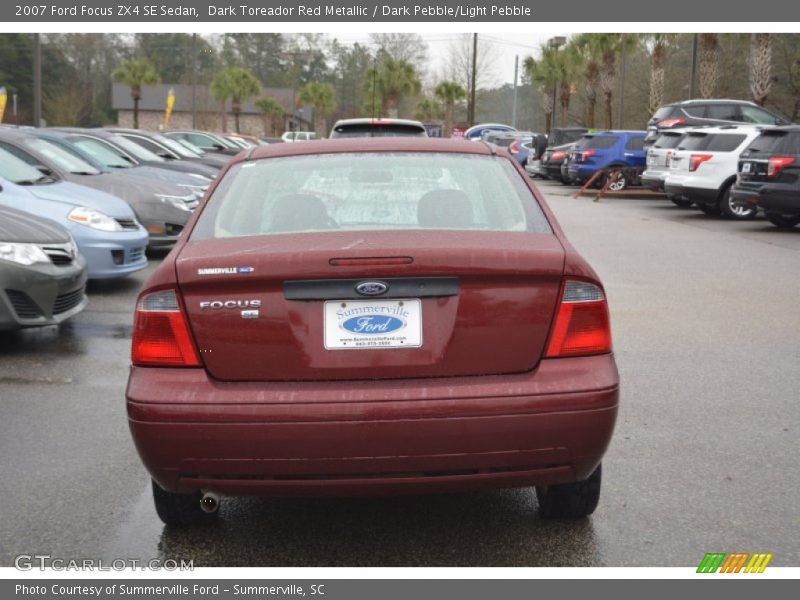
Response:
[355, 281, 388, 296]
[342, 316, 404, 334]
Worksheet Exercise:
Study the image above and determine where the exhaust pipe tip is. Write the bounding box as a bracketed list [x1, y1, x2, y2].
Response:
[200, 491, 220, 513]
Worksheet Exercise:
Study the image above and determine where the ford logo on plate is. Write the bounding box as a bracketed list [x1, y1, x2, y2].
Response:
[342, 316, 404, 334]
[355, 281, 388, 296]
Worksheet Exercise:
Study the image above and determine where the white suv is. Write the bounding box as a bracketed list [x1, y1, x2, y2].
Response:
[641, 129, 687, 200]
[663, 126, 764, 219]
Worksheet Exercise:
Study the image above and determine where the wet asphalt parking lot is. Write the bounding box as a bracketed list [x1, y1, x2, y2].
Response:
[1, 180, 798, 567]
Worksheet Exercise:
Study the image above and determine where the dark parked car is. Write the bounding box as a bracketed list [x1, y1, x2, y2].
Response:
[731, 126, 800, 228]
[329, 118, 428, 138]
[536, 142, 574, 181]
[547, 127, 589, 148]
[127, 138, 618, 526]
[0, 205, 87, 331]
[568, 131, 647, 190]
[645, 99, 790, 146]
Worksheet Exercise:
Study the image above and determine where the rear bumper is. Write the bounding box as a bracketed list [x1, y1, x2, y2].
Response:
[641, 169, 668, 191]
[731, 183, 800, 215]
[127, 354, 619, 497]
[681, 185, 720, 206]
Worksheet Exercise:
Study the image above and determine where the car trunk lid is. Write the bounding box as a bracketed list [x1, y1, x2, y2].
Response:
[176, 230, 565, 382]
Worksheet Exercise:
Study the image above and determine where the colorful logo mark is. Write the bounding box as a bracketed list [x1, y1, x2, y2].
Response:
[697, 552, 773, 573]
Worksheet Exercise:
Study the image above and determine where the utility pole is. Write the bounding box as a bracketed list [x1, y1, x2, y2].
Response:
[511, 55, 519, 129]
[191, 33, 197, 128]
[468, 33, 477, 126]
[689, 33, 698, 98]
[32, 33, 42, 127]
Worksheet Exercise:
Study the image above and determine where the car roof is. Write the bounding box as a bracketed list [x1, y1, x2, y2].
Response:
[242, 137, 496, 163]
[667, 98, 760, 107]
[332, 118, 425, 128]
[684, 125, 764, 135]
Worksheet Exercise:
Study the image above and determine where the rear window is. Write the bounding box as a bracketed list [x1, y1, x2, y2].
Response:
[654, 133, 685, 149]
[331, 124, 426, 138]
[191, 153, 551, 239]
[651, 106, 676, 121]
[704, 134, 747, 152]
[576, 136, 618, 150]
[548, 129, 587, 146]
[743, 131, 800, 155]
[678, 134, 712, 151]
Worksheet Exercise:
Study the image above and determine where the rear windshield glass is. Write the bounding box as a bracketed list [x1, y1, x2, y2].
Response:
[744, 131, 800, 155]
[548, 129, 586, 146]
[576, 136, 618, 150]
[654, 133, 685, 149]
[191, 153, 551, 239]
[331, 124, 427, 138]
[651, 106, 676, 121]
[704, 134, 747, 152]
[678, 134, 711, 151]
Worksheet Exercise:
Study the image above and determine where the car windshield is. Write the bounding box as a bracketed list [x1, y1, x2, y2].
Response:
[107, 134, 165, 162]
[745, 130, 800, 154]
[651, 106, 676, 121]
[332, 124, 427, 138]
[72, 137, 131, 168]
[192, 152, 551, 240]
[157, 135, 200, 157]
[0, 146, 51, 183]
[25, 138, 101, 175]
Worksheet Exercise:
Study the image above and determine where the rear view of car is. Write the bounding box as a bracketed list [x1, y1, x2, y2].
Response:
[568, 131, 647, 190]
[329, 118, 428, 138]
[732, 126, 800, 228]
[127, 138, 619, 527]
[642, 130, 686, 198]
[0, 206, 88, 331]
[664, 126, 762, 219]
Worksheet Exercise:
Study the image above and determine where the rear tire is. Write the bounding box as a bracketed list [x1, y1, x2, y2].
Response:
[719, 185, 757, 220]
[536, 464, 602, 519]
[152, 480, 217, 527]
[765, 212, 800, 229]
[670, 197, 693, 208]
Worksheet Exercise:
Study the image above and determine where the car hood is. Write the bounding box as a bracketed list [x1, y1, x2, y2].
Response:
[114, 165, 210, 188]
[0, 204, 70, 243]
[23, 180, 136, 219]
[67, 172, 196, 205]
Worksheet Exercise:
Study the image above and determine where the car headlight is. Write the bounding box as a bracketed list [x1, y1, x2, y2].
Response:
[67, 234, 79, 259]
[0, 242, 51, 266]
[67, 207, 123, 232]
[154, 193, 195, 212]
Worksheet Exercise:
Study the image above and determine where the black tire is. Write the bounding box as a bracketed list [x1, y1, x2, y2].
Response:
[536, 464, 602, 519]
[670, 197, 693, 208]
[152, 480, 217, 527]
[719, 185, 757, 220]
[697, 202, 720, 216]
[765, 212, 800, 229]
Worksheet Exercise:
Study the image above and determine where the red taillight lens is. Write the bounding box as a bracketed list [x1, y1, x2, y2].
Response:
[545, 281, 612, 358]
[509, 140, 520, 154]
[767, 156, 795, 179]
[689, 153, 713, 172]
[132, 289, 200, 367]
[551, 151, 565, 161]
[658, 117, 686, 128]
[580, 149, 596, 162]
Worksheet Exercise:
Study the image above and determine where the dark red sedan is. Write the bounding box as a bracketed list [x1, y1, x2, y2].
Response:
[127, 138, 618, 526]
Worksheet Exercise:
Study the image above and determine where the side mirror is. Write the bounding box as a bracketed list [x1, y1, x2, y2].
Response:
[158, 152, 175, 160]
[37, 166, 53, 176]
[213, 144, 225, 151]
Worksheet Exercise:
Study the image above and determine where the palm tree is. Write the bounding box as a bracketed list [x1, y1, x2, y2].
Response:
[698, 34, 720, 99]
[593, 34, 639, 129]
[434, 81, 466, 137]
[524, 46, 559, 134]
[555, 44, 581, 126]
[210, 67, 261, 133]
[112, 58, 160, 129]
[254, 96, 285, 136]
[572, 34, 602, 128]
[364, 57, 421, 118]
[643, 34, 678, 114]
[298, 81, 337, 138]
[414, 98, 443, 123]
[750, 33, 774, 106]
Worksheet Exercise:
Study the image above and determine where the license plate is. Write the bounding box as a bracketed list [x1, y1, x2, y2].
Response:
[324, 299, 422, 350]
[742, 162, 752, 173]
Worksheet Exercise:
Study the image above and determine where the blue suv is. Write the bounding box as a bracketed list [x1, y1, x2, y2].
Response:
[567, 131, 647, 190]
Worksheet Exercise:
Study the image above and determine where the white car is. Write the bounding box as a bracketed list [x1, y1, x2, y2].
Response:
[281, 131, 316, 142]
[641, 129, 687, 200]
[663, 126, 764, 219]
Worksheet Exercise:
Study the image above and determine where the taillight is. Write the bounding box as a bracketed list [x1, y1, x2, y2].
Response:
[767, 156, 795, 179]
[658, 117, 687, 128]
[580, 149, 596, 162]
[545, 280, 612, 358]
[689, 153, 713, 172]
[131, 289, 200, 367]
[551, 151, 565, 161]
[509, 140, 520, 154]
